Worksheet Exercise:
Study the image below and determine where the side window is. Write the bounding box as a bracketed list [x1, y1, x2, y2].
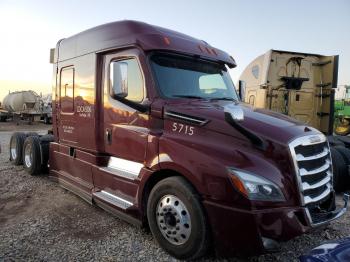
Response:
[110, 58, 144, 102]
[60, 67, 74, 112]
[251, 65, 259, 79]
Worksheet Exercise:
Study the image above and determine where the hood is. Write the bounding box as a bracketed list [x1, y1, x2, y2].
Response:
[163, 99, 321, 145]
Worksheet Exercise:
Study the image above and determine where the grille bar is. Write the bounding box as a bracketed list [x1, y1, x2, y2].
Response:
[304, 184, 331, 205]
[296, 147, 329, 161]
[299, 160, 330, 176]
[301, 172, 331, 191]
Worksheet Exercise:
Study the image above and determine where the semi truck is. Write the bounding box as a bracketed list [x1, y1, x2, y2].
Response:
[239, 50, 350, 192]
[9, 21, 349, 259]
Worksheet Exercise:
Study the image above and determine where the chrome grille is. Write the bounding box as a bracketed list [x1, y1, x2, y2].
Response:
[289, 134, 332, 207]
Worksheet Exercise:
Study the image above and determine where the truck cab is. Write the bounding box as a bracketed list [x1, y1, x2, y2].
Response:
[238, 50, 338, 135]
[39, 22, 349, 259]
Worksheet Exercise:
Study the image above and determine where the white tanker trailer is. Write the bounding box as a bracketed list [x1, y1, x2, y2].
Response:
[0, 91, 51, 124]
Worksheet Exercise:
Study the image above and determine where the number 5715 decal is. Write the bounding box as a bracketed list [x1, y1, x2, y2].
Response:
[172, 122, 194, 136]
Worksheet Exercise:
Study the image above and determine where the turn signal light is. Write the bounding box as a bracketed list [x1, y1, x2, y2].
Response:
[230, 175, 248, 197]
[163, 36, 170, 45]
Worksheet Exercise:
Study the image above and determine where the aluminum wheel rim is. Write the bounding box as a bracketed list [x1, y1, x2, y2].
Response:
[10, 138, 17, 160]
[156, 194, 191, 245]
[24, 143, 33, 168]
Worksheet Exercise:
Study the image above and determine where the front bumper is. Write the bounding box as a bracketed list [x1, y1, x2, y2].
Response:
[203, 193, 349, 257]
[306, 193, 349, 227]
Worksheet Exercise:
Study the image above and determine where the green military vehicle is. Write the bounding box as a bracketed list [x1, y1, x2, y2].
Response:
[334, 85, 350, 135]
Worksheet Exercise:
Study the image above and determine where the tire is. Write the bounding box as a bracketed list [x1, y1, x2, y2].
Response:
[334, 146, 350, 165]
[22, 136, 42, 176]
[336, 136, 350, 149]
[26, 132, 39, 137]
[40, 134, 54, 143]
[327, 136, 345, 147]
[330, 147, 348, 192]
[9, 132, 27, 165]
[0, 116, 7, 122]
[147, 176, 210, 260]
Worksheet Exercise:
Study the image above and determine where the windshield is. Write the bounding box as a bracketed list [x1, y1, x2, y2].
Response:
[150, 54, 239, 100]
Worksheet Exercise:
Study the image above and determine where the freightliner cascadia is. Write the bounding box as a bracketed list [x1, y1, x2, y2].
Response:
[9, 21, 349, 259]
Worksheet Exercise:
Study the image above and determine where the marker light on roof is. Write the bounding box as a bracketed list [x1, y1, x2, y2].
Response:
[198, 45, 204, 52]
[163, 36, 170, 45]
[205, 47, 212, 54]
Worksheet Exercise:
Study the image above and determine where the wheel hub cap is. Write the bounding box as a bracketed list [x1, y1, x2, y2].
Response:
[24, 143, 33, 168]
[156, 195, 191, 245]
[10, 139, 17, 160]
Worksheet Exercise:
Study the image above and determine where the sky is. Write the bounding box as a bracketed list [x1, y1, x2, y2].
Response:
[0, 0, 349, 101]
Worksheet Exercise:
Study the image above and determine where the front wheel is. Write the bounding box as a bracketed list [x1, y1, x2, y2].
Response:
[147, 176, 210, 260]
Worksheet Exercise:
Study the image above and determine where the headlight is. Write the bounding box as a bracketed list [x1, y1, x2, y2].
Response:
[228, 168, 285, 201]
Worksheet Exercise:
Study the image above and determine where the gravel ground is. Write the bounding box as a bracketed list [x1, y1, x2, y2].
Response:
[0, 123, 350, 261]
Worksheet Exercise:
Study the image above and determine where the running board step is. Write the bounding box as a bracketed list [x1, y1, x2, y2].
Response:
[93, 190, 133, 210]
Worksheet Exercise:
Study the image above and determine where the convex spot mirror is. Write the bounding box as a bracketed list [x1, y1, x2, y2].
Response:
[110, 61, 128, 99]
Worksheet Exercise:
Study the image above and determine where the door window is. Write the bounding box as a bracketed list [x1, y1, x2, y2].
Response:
[60, 67, 74, 112]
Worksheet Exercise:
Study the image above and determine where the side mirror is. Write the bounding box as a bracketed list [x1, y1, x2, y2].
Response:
[238, 80, 246, 101]
[110, 61, 128, 99]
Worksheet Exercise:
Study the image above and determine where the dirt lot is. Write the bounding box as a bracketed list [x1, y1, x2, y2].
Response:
[1, 122, 350, 261]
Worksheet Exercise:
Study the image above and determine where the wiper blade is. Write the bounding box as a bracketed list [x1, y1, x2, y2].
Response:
[210, 97, 237, 101]
[172, 95, 206, 99]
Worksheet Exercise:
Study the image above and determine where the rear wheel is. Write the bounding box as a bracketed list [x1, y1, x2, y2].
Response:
[334, 146, 350, 165]
[9, 132, 26, 165]
[327, 136, 345, 147]
[147, 176, 210, 260]
[26, 132, 39, 137]
[330, 147, 348, 192]
[22, 136, 42, 176]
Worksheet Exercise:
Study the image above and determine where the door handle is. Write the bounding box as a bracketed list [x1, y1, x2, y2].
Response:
[105, 128, 112, 144]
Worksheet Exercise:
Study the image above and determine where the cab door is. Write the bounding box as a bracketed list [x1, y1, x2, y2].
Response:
[93, 49, 150, 206]
[103, 53, 149, 163]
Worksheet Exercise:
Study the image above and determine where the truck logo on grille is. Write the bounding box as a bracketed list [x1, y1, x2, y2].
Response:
[309, 136, 321, 144]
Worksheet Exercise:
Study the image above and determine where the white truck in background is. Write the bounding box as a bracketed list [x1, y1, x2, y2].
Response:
[238, 49, 350, 192]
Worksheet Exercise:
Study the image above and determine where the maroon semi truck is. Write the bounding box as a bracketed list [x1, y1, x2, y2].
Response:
[9, 21, 349, 259]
